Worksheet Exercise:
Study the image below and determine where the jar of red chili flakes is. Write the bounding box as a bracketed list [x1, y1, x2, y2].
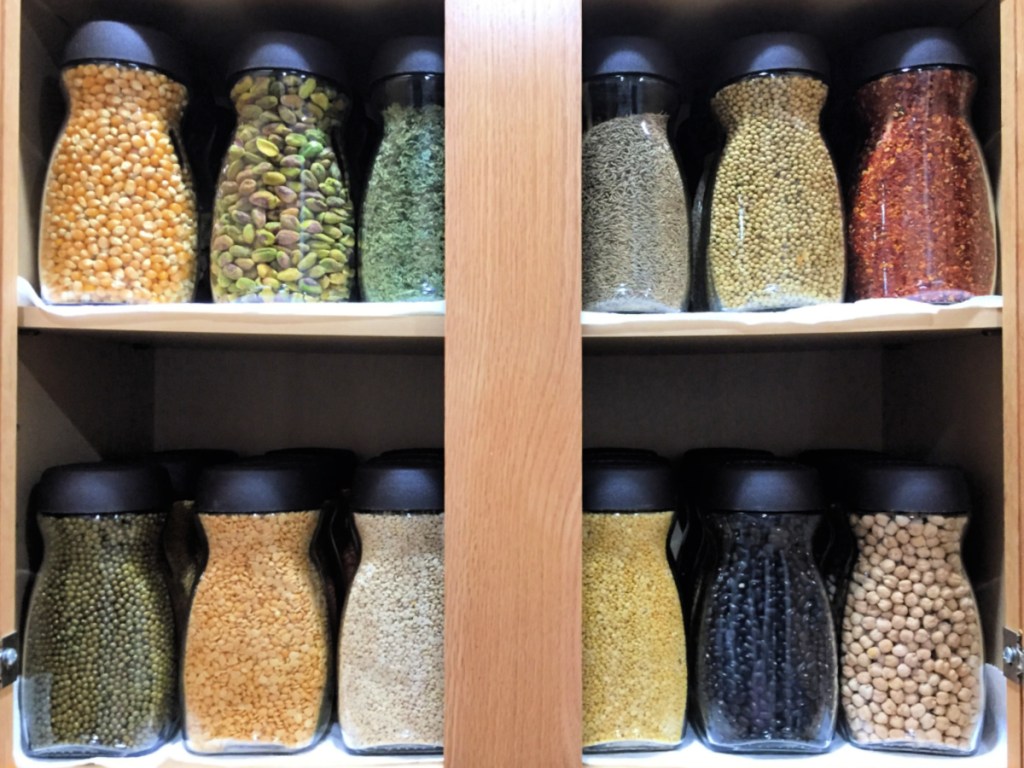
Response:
[848, 28, 996, 304]
[38, 21, 197, 304]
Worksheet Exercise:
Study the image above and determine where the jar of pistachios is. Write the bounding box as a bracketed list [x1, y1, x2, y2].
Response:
[21, 463, 176, 758]
[701, 33, 845, 311]
[38, 21, 197, 305]
[210, 33, 356, 302]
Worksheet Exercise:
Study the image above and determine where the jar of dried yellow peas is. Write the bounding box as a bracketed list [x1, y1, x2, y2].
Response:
[38, 21, 197, 304]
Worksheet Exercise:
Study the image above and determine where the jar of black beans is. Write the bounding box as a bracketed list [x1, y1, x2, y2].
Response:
[21, 462, 177, 758]
[694, 461, 837, 753]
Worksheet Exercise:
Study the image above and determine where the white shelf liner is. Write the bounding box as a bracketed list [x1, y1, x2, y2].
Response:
[582, 296, 1003, 337]
[583, 665, 1007, 767]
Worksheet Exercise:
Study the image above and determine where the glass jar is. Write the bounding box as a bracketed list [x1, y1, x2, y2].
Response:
[339, 457, 444, 754]
[848, 29, 997, 303]
[702, 33, 844, 311]
[263, 447, 359, 615]
[840, 463, 984, 754]
[798, 448, 887, 621]
[210, 33, 355, 303]
[582, 37, 690, 313]
[694, 461, 837, 753]
[21, 463, 176, 758]
[582, 456, 686, 751]
[674, 447, 773, 625]
[360, 37, 445, 302]
[38, 21, 197, 304]
[145, 449, 238, 628]
[183, 461, 331, 754]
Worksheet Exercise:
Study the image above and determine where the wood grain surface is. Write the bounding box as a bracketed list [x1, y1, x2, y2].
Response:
[1005, 1, 1023, 764]
[1, 0, 21, 761]
[444, 1, 582, 766]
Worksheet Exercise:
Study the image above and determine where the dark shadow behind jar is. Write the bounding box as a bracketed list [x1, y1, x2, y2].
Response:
[209, 33, 356, 303]
[694, 460, 837, 753]
[701, 33, 845, 311]
[38, 21, 198, 305]
[21, 463, 176, 758]
[583, 37, 691, 313]
[143, 449, 238, 630]
[339, 455, 445, 754]
[839, 463, 985, 754]
[582, 455, 687, 751]
[360, 37, 445, 302]
[847, 28, 997, 304]
[183, 461, 331, 755]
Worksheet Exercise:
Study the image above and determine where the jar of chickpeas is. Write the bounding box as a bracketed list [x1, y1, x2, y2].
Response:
[38, 21, 198, 304]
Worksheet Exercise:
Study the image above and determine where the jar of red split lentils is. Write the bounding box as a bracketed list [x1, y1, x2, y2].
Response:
[848, 28, 996, 304]
[38, 21, 197, 304]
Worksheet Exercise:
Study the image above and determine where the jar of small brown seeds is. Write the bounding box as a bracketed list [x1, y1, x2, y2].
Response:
[339, 456, 445, 755]
[582, 455, 687, 752]
[38, 21, 197, 304]
[702, 33, 845, 311]
[840, 463, 985, 755]
[183, 461, 331, 755]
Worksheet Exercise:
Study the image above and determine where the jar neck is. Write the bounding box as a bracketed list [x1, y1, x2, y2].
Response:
[706, 510, 820, 552]
[230, 69, 347, 131]
[62, 61, 188, 124]
[198, 510, 321, 564]
[371, 73, 444, 113]
[711, 72, 827, 131]
[583, 74, 681, 131]
[39, 512, 167, 563]
[848, 511, 967, 551]
[856, 66, 976, 121]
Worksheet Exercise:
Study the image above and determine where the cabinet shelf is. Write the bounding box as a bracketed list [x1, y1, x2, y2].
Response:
[582, 666, 1006, 768]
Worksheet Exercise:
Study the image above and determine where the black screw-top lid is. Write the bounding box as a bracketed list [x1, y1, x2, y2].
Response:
[264, 447, 358, 492]
[63, 21, 190, 86]
[583, 457, 675, 512]
[196, 460, 326, 514]
[145, 449, 239, 501]
[228, 32, 348, 91]
[856, 27, 973, 86]
[798, 449, 888, 505]
[850, 462, 970, 515]
[370, 36, 443, 86]
[712, 32, 829, 92]
[351, 458, 444, 511]
[704, 460, 823, 512]
[35, 462, 172, 516]
[584, 36, 682, 86]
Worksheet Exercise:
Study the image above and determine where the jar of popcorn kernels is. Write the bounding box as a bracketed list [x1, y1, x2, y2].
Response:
[840, 463, 985, 755]
[38, 21, 197, 304]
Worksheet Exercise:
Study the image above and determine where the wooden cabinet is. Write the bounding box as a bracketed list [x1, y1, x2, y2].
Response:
[0, 0, 1021, 766]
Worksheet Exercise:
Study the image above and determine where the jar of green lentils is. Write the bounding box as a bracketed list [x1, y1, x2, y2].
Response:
[21, 462, 177, 758]
[210, 33, 356, 303]
[701, 33, 845, 311]
[582, 454, 687, 751]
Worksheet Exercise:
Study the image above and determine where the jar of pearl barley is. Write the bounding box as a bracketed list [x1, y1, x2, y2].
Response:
[39, 21, 197, 304]
[702, 33, 844, 311]
[840, 463, 984, 755]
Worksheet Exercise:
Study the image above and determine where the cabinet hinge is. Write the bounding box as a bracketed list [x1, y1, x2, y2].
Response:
[0, 632, 18, 689]
[1004, 627, 1023, 683]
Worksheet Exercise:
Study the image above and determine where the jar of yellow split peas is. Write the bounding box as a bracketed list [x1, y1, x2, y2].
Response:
[38, 21, 197, 304]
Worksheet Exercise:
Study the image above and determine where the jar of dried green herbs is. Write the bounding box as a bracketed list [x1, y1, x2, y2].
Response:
[210, 33, 355, 303]
[582, 38, 690, 313]
[21, 462, 177, 758]
[359, 38, 445, 302]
